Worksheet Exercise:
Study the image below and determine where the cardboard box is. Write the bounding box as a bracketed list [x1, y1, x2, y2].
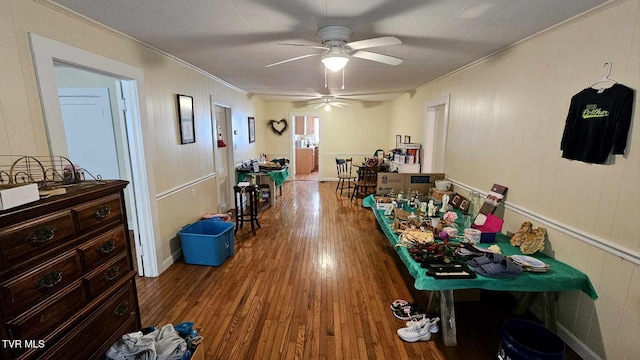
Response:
[0, 183, 40, 211]
[376, 172, 446, 196]
[404, 173, 445, 195]
[376, 172, 405, 195]
[190, 336, 204, 360]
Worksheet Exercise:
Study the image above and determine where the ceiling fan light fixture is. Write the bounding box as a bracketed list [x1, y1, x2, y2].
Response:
[321, 54, 349, 72]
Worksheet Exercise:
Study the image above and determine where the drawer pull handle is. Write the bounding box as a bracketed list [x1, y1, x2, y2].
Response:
[94, 205, 112, 220]
[104, 266, 120, 281]
[37, 269, 62, 289]
[114, 301, 129, 317]
[97, 240, 116, 254]
[27, 226, 55, 245]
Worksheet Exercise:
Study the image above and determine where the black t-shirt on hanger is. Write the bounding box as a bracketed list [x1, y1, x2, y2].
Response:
[561, 83, 634, 164]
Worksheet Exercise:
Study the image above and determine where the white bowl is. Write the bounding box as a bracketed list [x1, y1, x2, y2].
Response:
[435, 180, 451, 191]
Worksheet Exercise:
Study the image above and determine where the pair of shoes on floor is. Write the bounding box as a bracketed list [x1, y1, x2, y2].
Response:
[405, 317, 440, 333]
[392, 303, 425, 321]
[397, 317, 440, 342]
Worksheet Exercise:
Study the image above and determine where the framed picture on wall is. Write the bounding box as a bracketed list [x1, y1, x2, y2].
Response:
[248, 116, 256, 143]
[177, 94, 195, 144]
[395, 135, 402, 148]
[404, 135, 411, 144]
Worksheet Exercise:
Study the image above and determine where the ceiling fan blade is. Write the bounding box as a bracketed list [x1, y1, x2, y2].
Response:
[332, 101, 351, 106]
[346, 36, 401, 50]
[313, 103, 325, 109]
[351, 51, 404, 66]
[265, 53, 320, 67]
[278, 43, 328, 50]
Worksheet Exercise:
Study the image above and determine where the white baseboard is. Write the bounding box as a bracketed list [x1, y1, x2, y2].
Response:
[557, 323, 602, 360]
[163, 248, 183, 272]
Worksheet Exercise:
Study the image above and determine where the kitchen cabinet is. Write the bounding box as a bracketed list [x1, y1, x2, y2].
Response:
[295, 116, 305, 135]
[314, 146, 319, 171]
[305, 117, 315, 134]
[296, 148, 314, 174]
[295, 116, 315, 135]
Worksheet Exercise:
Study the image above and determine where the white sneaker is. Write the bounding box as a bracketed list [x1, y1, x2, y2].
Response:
[427, 317, 440, 334]
[397, 322, 432, 342]
[405, 317, 429, 328]
[405, 317, 440, 333]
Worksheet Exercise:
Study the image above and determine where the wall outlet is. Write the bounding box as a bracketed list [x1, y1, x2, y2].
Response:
[191, 188, 196, 199]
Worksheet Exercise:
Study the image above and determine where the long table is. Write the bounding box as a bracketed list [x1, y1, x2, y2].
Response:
[363, 195, 597, 346]
[237, 167, 290, 205]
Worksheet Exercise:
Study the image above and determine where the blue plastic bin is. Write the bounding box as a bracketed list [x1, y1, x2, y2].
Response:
[178, 220, 235, 266]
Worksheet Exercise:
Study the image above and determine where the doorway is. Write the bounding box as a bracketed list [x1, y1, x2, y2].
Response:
[292, 114, 321, 181]
[423, 95, 450, 173]
[30, 33, 160, 277]
[212, 103, 235, 212]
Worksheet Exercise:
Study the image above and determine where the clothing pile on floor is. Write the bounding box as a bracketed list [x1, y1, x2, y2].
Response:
[106, 323, 201, 360]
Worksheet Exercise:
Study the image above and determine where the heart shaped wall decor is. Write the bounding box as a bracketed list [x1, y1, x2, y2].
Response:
[268, 118, 288, 135]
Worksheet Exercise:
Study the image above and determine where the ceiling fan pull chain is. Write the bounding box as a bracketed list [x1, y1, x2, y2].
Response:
[324, 67, 328, 88]
[342, 68, 345, 90]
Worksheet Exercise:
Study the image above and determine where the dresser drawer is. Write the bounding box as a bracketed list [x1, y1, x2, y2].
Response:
[84, 253, 132, 299]
[78, 225, 128, 272]
[72, 194, 123, 233]
[1, 251, 82, 318]
[0, 211, 75, 264]
[6, 283, 87, 340]
[39, 281, 139, 360]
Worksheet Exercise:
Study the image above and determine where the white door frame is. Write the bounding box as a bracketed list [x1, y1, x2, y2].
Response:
[29, 33, 161, 277]
[423, 95, 450, 173]
[212, 100, 235, 211]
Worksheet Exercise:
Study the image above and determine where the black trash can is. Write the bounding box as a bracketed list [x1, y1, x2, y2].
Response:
[498, 319, 565, 360]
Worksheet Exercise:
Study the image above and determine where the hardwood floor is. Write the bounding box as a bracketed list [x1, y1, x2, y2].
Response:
[137, 181, 580, 360]
[294, 170, 319, 181]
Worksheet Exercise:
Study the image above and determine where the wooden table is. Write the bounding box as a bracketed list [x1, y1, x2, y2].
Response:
[363, 195, 597, 346]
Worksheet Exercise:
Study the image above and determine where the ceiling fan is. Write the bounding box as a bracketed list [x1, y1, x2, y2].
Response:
[307, 96, 352, 109]
[265, 25, 404, 71]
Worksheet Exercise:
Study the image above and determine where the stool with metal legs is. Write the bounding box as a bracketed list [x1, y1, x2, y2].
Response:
[233, 184, 261, 235]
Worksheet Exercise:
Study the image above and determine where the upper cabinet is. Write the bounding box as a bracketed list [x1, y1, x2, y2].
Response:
[305, 117, 315, 134]
[295, 116, 305, 135]
[295, 116, 315, 135]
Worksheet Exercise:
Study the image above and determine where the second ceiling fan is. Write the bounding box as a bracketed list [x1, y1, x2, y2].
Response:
[266, 25, 404, 71]
[307, 96, 352, 109]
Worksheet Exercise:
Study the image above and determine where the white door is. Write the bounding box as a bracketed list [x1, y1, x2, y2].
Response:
[58, 88, 120, 179]
[432, 104, 447, 173]
[214, 105, 231, 212]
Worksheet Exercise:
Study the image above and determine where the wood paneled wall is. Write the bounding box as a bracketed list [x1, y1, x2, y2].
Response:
[389, 1, 640, 358]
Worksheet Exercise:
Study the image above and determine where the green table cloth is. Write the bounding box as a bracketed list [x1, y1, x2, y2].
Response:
[237, 167, 290, 187]
[363, 195, 597, 299]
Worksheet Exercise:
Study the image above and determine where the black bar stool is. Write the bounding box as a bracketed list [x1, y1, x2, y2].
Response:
[234, 184, 261, 235]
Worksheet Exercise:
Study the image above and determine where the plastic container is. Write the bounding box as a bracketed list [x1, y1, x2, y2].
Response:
[259, 184, 270, 203]
[178, 220, 235, 266]
[498, 319, 565, 360]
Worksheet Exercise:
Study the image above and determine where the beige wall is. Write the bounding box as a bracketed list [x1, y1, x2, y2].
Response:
[0, 0, 263, 272]
[390, 1, 640, 358]
[261, 100, 394, 179]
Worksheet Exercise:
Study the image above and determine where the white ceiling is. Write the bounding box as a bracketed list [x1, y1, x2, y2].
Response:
[51, 0, 608, 101]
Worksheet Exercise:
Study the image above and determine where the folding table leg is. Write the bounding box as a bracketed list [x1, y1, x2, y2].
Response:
[439, 290, 457, 346]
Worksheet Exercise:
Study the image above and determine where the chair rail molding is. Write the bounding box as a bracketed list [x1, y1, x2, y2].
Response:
[449, 178, 640, 266]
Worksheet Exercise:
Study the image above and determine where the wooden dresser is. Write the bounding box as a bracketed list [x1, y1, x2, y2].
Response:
[0, 180, 141, 359]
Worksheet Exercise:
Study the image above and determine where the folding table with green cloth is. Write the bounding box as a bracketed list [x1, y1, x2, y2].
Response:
[363, 195, 597, 346]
